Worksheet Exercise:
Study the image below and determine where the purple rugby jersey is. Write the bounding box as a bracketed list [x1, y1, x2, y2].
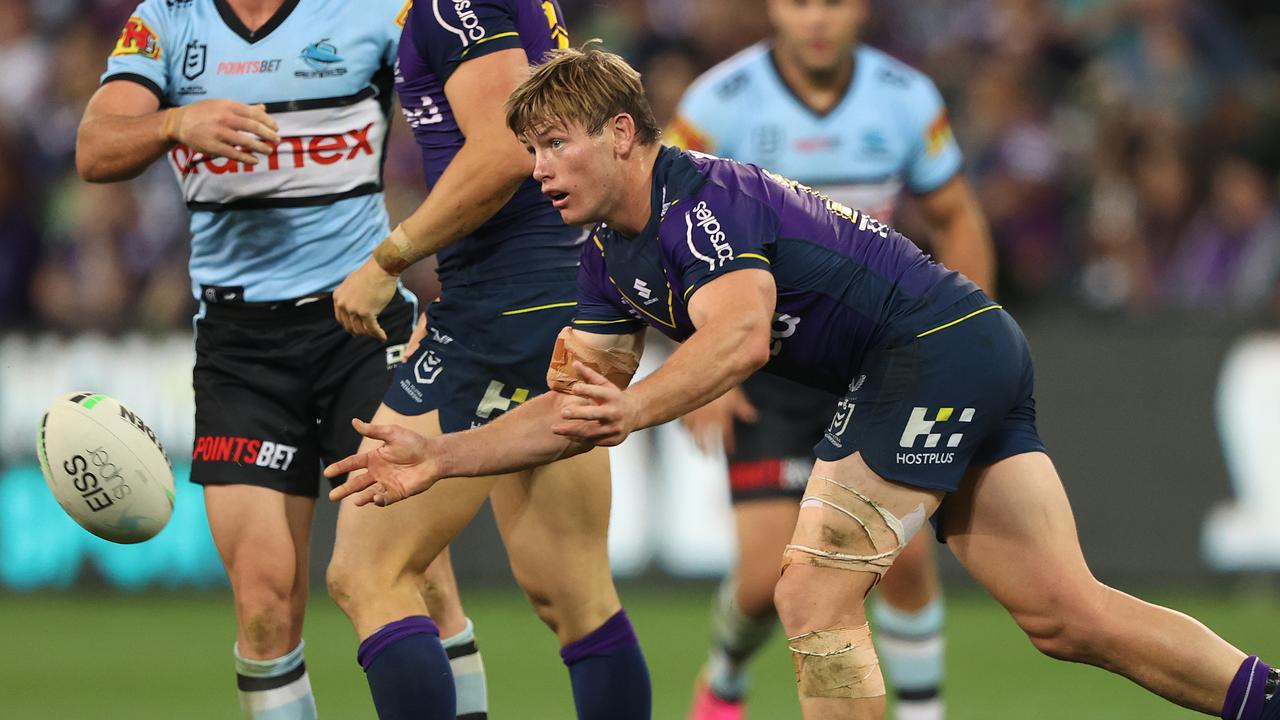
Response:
[573, 147, 983, 394]
[395, 0, 580, 287]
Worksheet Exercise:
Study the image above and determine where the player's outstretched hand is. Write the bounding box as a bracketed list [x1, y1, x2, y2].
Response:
[680, 385, 757, 455]
[166, 99, 279, 165]
[552, 362, 640, 447]
[333, 258, 398, 341]
[325, 419, 439, 506]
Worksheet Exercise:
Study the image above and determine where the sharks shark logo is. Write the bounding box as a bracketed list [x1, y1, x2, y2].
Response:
[296, 40, 346, 77]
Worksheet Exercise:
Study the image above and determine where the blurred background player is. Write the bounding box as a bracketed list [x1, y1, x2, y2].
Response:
[323, 2, 651, 719]
[666, 1, 995, 718]
[75, 0, 486, 717]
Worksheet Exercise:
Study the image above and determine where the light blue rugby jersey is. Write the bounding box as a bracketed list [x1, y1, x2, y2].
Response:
[101, 0, 408, 302]
[668, 42, 963, 220]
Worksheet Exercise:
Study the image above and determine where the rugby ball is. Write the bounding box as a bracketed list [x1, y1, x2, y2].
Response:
[36, 392, 175, 544]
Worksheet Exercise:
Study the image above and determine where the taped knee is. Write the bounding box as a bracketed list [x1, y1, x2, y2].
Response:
[789, 623, 885, 699]
[546, 327, 640, 392]
[781, 477, 912, 588]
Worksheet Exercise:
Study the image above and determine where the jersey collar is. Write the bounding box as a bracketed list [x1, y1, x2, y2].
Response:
[215, 0, 301, 44]
[765, 43, 859, 120]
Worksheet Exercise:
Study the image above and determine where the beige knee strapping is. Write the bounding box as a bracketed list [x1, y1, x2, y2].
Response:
[781, 476, 906, 588]
[789, 623, 885, 699]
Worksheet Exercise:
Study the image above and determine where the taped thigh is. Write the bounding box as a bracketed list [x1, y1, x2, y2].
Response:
[781, 475, 910, 587]
[789, 623, 885, 699]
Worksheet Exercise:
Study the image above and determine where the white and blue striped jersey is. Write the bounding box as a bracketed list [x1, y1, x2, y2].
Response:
[101, 0, 408, 302]
[667, 42, 963, 220]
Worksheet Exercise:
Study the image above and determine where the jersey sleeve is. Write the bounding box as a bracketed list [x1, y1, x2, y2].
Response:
[666, 74, 742, 155]
[571, 232, 647, 335]
[901, 75, 963, 194]
[99, 0, 172, 104]
[408, 0, 524, 85]
[387, 0, 414, 66]
[665, 187, 775, 306]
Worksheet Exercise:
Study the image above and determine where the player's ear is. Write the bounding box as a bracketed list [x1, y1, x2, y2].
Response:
[610, 113, 638, 157]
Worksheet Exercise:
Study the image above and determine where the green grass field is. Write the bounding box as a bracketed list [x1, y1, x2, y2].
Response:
[2, 585, 1277, 719]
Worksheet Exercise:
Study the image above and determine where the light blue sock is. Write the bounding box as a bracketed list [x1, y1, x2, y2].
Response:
[442, 618, 488, 720]
[873, 597, 944, 719]
[235, 641, 317, 720]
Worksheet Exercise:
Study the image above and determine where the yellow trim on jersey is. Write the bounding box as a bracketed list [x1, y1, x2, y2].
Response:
[460, 31, 520, 58]
[915, 304, 1002, 339]
[738, 253, 770, 263]
[501, 301, 577, 316]
[573, 318, 636, 326]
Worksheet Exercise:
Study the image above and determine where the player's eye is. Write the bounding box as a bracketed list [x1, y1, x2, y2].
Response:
[550, 138, 565, 150]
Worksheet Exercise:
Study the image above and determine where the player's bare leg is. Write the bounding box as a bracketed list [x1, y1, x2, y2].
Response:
[417, 547, 488, 718]
[205, 485, 317, 719]
[944, 451, 1269, 715]
[773, 453, 943, 720]
[873, 532, 945, 719]
[328, 406, 496, 720]
[492, 447, 652, 719]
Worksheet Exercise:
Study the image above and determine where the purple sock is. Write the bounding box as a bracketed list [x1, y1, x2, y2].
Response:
[560, 609, 651, 720]
[358, 616, 455, 720]
[1223, 656, 1271, 720]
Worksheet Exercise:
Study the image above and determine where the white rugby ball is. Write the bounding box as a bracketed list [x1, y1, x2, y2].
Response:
[36, 392, 175, 544]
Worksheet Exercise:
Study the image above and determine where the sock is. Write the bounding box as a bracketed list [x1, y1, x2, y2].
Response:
[357, 615, 455, 720]
[1224, 656, 1279, 720]
[706, 577, 778, 701]
[873, 596, 945, 720]
[559, 609, 652, 720]
[235, 641, 317, 720]
[442, 618, 488, 720]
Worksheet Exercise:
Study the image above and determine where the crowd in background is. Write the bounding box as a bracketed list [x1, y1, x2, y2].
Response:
[1, 0, 1278, 332]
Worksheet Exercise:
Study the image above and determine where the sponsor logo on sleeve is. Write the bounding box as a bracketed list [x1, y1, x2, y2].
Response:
[685, 201, 735, 271]
[112, 16, 162, 60]
[433, 0, 487, 46]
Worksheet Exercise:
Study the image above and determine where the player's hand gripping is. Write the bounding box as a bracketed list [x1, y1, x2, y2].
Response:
[164, 99, 279, 165]
[552, 362, 641, 447]
[333, 258, 399, 341]
[680, 385, 757, 455]
[325, 419, 440, 506]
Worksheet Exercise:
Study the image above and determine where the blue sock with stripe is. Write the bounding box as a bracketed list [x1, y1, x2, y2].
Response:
[442, 618, 488, 720]
[235, 641, 317, 720]
[357, 615, 454, 720]
[560, 609, 651, 720]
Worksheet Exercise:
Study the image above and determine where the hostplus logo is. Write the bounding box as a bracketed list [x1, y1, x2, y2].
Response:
[895, 407, 974, 465]
[296, 39, 346, 78]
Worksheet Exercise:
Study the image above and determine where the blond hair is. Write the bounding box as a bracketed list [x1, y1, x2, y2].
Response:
[506, 41, 661, 145]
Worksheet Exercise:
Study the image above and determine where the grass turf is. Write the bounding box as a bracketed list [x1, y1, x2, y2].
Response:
[1, 585, 1277, 719]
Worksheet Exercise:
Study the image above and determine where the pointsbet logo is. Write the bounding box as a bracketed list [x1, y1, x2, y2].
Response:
[192, 436, 298, 471]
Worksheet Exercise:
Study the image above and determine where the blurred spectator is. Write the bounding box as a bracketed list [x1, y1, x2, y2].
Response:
[0, 136, 41, 328]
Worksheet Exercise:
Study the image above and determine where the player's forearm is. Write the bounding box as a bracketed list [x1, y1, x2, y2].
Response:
[373, 139, 532, 272]
[931, 194, 997, 296]
[76, 111, 173, 183]
[432, 392, 591, 478]
[628, 319, 770, 430]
